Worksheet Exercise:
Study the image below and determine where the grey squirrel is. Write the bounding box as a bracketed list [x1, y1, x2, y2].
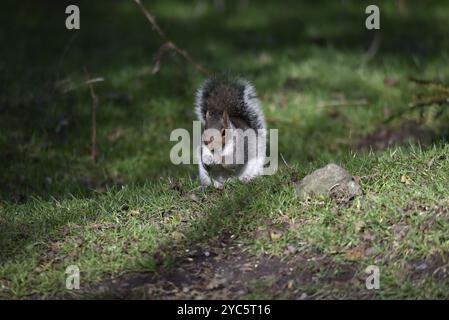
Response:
[195, 74, 266, 188]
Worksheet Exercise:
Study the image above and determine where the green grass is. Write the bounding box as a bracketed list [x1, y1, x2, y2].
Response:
[1, 0, 449, 299]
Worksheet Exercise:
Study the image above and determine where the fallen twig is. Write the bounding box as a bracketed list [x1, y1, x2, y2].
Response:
[385, 77, 449, 123]
[84, 77, 105, 86]
[280, 153, 292, 170]
[384, 97, 449, 123]
[360, 34, 381, 67]
[408, 76, 449, 92]
[411, 97, 449, 108]
[55, 77, 104, 93]
[132, 0, 209, 75]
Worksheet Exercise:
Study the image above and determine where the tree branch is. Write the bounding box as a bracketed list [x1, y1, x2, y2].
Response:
[132, 0, 209, 75]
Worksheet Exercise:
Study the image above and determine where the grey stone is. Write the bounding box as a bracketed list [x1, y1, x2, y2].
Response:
[295, 163, 362, 200]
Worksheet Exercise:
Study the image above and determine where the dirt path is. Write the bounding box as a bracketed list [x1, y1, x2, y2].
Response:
[84, 232, 303, 299]
[82, 231, 376, 300]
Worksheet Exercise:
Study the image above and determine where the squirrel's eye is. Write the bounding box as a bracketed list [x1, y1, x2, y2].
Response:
[221, 129, 226, 137]
[204, 136, 214, 145]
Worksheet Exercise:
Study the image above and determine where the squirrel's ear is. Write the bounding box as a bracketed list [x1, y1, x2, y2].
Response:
[206, 110, 211, 120]
[222, 110, 230, 129]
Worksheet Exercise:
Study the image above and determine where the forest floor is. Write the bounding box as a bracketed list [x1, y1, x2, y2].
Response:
[1, 0, 449, 299]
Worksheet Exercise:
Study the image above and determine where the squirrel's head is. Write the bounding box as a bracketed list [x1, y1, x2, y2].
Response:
[202, 109, 232, 154]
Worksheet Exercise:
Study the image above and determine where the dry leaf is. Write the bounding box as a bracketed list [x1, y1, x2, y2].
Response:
[345, 245, 365, 261]
[171, 231, 185, 241]
[185, 193, 200, 203]
[354, 221, 366, 233]
[270, 230, 283, 241]
[392, 222, 409, 240]
[400, 175, 411, 184]
[362, 231, 376, 241]
[206, 277, 227, 290]
[284, 245, 296, 255]
[128, 209, 143, 217]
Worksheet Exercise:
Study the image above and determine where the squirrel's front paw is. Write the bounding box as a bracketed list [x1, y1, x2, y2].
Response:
[239, 175, 254, 183]
[202, 153, 215, 167]
[213, 180, 224, 190]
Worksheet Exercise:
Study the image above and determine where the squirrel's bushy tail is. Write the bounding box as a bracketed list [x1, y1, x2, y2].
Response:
[195, 73, 266, 130]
